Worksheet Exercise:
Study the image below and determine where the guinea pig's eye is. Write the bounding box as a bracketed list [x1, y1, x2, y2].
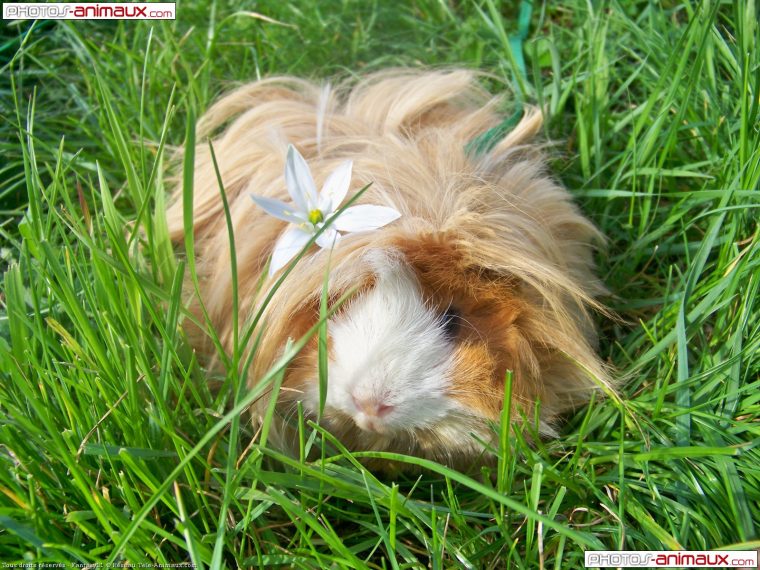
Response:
[441, 307, 461, 340]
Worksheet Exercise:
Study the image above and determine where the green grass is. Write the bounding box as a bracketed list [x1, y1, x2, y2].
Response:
[1, 0, 759, 567]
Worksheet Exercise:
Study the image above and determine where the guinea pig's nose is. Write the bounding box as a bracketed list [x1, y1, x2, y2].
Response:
[351, 392, 394, 418]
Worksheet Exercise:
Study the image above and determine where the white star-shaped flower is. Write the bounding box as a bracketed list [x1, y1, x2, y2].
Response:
[251, 145, 401, 276]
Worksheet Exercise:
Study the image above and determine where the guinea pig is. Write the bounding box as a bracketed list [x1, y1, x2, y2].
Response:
[166, 69, 614, 469]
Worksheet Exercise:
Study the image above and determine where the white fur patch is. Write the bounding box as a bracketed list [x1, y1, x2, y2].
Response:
[305, 252, 458, 434]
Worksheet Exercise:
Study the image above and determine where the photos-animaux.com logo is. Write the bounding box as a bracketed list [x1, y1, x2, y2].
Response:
[2, 2, 176, 20]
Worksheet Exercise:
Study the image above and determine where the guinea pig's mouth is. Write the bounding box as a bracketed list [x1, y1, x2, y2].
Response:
[275, 397, 491, 463]
[320, 406, 400, 437]
[318, 407, 491, 462]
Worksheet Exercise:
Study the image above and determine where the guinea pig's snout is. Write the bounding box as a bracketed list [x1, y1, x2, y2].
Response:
[350, 391, 395, 434]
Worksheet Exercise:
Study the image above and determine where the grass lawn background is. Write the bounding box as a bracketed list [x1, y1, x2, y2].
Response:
[1, 0, 758, 567]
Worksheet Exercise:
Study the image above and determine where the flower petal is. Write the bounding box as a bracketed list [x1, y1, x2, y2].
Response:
[269, 226, 313, 276]
[317, 160, 353, 213]
[333, 205, 401, 233]
[285, 145, 318, 212]
[250, 194, 306, 223]
[315, 227, 341, 249]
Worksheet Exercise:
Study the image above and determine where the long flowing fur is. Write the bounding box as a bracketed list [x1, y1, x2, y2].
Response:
[167, 69, 614, 466]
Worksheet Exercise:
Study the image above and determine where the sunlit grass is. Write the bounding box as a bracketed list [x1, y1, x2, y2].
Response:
[0, 1, 758, 567]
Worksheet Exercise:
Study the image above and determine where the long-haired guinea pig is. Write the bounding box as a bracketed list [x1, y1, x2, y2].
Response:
[166, 69, 614, 469]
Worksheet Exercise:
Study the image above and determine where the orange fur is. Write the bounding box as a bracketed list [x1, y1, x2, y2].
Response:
[167, 69, 614, 468]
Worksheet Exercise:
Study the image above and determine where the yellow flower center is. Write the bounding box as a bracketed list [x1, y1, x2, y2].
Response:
[308, 209, 324, 225]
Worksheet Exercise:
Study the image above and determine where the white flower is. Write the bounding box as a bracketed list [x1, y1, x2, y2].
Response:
[251, 145, 401, 276]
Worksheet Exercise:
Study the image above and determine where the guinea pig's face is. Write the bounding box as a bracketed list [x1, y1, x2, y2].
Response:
[287, 237, 540, 461]
[319, 257, 459, 435]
